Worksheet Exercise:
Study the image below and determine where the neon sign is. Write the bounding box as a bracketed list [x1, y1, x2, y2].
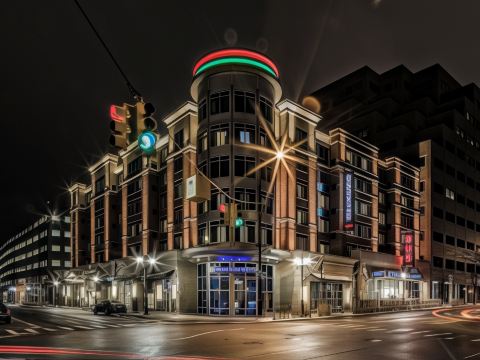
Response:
[403, 232, 414, 266]
[344, 172, 353, 229]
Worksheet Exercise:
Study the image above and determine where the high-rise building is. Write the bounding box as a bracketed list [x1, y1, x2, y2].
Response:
[64, 49, 428, 315]
[312, 64, 480, 305]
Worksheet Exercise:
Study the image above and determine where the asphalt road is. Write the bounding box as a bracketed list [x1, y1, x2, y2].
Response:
[0, 305, 479, 359]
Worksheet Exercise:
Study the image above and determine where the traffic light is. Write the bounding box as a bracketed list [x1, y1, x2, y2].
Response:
[138, 130, 157, 155]
[109, 104, 130, 149]
[136, 102, 157, 134]
[235, 213, 244, 228]
[219, 203, 230, 226]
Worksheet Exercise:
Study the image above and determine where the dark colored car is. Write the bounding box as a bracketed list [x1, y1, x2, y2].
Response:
[92, 300, 127, 315]
[0, 303, 11, 324]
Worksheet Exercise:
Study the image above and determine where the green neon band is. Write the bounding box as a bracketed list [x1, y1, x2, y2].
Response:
[195, 57, 277, 78]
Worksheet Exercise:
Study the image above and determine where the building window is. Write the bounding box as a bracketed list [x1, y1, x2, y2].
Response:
[445, 187, 455, 200]
[355, 200, 372, 217]
[354, 177, 372, 194]
[401, 214, 413, 228]
[296, 234, 309, 250]
[210, 124, 229, 147]
[345, 150, 372, 172]
[261, 224, 273, 245]
[173, 234, 182, 249]
[174, 156, 183, 173]
[316, 143, 329, 161]
[235, 220, 256, 243]
[234, 124, 255, 144]
[210, 91, 229, 115]
[95, 176, 105, 195]
[174, 181, 183, 199]
[210, 221, 228, 243]
[234, 156, 255, 178]
[259, 96, 272, 122]
[234, 90, 255, 114]
[433, 207, 443, 219]
[198, 99, 207, 121]
[174, 129, 184, 151]
[210, 188, 228, 211]
[355, 224, 372, 239]
[379, 191, 386, 204]
[51, 245, 61, 252]
[401, 175, 415, 190]
[52, 229, 61, 237]
[198, 224, 208, 245]
[296, 208, 308, 225]
[379, 212, 386, 225]
[174, 208, 183, 224]
[297, 182, 308, 200]
[295, 128, 308, 150]
[378, 233, 385, 244]
[51, 260, 61, 267]
[318, 218, 329, 233]
[198, 131, 208, 153]
[400, 195, 414, 208]
[235, 188, 256, 210]
[210, 156, 229, 178]
[128, 156, 142, 176]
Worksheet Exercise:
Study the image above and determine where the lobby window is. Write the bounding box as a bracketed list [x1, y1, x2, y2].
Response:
[210, 156, 229, 178]
[355, 224, 372, 239]
[234, 90, 255, 114]
[174, 129, 184, 151]
[210, 124, 229, 147]
[234, 156, 255, 178]
[297, 182, 308, 200]
[259, 96, 272, 122]
[197, 264, 208, 314]
[210, 91, 229, 115]
[297, 208, 308, 225]
[235, 124, 255, 144]
[445, 187, 455, 200]
[355, 200, 372, 217]
[198, 132, 208, 153]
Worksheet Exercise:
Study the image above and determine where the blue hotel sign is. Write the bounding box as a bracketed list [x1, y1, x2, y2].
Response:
[371, 270, 422, 280]
[212, 267, 256, 273]
[344, 172, 353, 229]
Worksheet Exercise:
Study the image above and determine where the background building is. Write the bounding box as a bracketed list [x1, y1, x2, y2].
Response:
[312, 64, 480, 304]
[0, 214, 71, 304]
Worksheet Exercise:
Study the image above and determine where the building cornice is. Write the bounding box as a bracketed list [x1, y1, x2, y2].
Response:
[277, 99, 322, 126]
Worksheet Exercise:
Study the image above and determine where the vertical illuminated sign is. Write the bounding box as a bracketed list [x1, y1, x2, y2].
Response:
[403, 232, 414, 266]
[344, 172, 353, 229]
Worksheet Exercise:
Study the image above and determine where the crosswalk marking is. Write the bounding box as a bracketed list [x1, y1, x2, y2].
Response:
[25, 328, 39, 334]
[58, 326, 75, 330]
[425, 333, 452, 337]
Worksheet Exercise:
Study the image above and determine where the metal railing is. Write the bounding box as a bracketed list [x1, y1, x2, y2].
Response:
[355, 299, 442, 313]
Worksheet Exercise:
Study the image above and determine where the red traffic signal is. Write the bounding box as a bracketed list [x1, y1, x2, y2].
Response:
[110, 105, 126, 122]
[218, 203, 226, 213]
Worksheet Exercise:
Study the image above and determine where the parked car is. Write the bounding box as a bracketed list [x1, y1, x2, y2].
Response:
[0, 303, 11, 324]
[92, 300, 127, 315]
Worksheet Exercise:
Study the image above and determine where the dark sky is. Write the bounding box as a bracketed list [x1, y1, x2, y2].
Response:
[1, 0, 480, 240]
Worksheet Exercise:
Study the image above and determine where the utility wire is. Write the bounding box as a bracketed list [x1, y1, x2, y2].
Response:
[73, 0, 141, 100]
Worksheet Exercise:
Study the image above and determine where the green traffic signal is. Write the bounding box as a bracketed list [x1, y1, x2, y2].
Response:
[235, 217, 244, 227]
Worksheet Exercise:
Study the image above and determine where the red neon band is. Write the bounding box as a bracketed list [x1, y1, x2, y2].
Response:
[193, 49, 279, 77]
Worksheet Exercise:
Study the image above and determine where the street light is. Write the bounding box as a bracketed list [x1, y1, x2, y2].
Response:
[93, 276, 99, 305]
[294, 257, 312, 317]
[136, 255, 156, 315]
[53, 281, 59, 307]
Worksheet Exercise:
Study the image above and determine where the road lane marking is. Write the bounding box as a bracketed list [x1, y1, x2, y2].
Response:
[367, 328, 386, 332]
[25, 328, 39, 334]
[121, 323, 136, 327]
[88, 325, 107, 328]
[74, 325, 93, 330]
[472, 339, 480, 342]
[58, 327, 74, 330]
[5, 330, 25, 335]
[424, 333, 452, 337]
[465, 352, 480, 359]
[369, 339, 382, 342]
[43, 328, 57, 332]
[411, 330, 431, 334]
[171, 328, 244, 341]
[353, 327, 378, 330]
[104, 324, 120, 328]
[11, 317, 41, 328]
[388, 328, 414, 333]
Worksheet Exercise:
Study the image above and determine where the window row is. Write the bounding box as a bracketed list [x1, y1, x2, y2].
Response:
[432, 207, 479, 231]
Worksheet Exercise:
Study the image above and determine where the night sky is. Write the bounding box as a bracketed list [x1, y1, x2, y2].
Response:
[1, 0, 479, 240]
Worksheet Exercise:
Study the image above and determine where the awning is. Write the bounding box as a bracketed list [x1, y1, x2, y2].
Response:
[311, 272, 352, 282]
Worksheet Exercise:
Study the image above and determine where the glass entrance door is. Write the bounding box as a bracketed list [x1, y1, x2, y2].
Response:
[233, 276, 256, 315]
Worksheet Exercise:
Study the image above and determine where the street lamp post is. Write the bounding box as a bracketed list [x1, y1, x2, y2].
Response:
[93, 276, 99, 305]
[137, 256, 156, 315]
[53, 281, 59, 307]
